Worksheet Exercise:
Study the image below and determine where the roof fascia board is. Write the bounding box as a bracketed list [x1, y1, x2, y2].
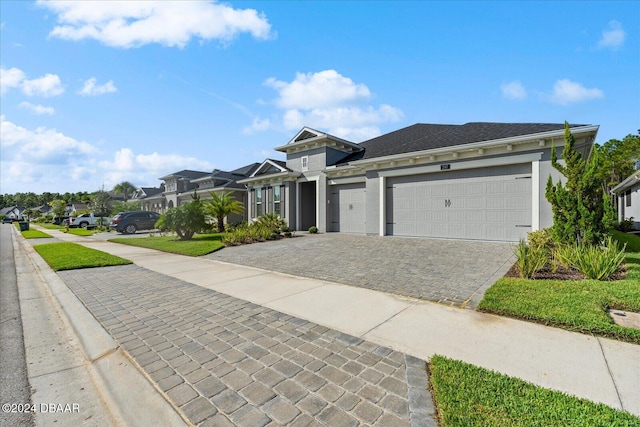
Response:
[275, 132, 362, 153]
[611, 170, 640, 194]
[238, 171, 301, 185]
[249, 159, 289, 178]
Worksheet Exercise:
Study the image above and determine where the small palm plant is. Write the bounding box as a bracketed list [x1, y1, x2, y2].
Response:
[203, 192, 244, 233]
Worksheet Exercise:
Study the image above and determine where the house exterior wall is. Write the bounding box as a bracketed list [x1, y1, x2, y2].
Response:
[617, 182, 640, 230]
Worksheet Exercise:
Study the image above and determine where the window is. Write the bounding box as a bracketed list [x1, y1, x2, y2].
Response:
[256, 188, 263, 217]
[273, 186, 281, 216]
[626, 190, 632, 207]
[301, 156, 309, 171]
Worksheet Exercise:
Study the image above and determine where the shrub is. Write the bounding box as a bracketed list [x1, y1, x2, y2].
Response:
[156, 198, 206, 240]
[308, 226, 318, 234]
[559, 237, 626, 281]
[615, 217, 635, 232]
[513, 239, 547, 279]
[256, 213, 287, 234]
[527, 228, 554, 252]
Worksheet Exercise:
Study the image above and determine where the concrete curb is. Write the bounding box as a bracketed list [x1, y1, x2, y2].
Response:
[14, 228, 187, 426]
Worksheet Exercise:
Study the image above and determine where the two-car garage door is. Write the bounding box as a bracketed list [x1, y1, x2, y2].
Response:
[386, 164, 532, 241]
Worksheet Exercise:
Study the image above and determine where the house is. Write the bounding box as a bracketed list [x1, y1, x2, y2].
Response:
[240, 122, 599, 242]
[65, 202, 89, 216]
[0, 205, 25, 220]
[142, 165, 260, 223]
[611, 169, 640, 231]
[135, 186, 165, 212]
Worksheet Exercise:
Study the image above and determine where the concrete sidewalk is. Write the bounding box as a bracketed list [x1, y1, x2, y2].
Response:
[28, 227, 640, 416]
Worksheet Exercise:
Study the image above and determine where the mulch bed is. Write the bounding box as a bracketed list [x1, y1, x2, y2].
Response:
[504, 263, 627, 281]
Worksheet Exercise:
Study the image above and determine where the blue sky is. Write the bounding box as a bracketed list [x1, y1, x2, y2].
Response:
[1, 1, 638, 195]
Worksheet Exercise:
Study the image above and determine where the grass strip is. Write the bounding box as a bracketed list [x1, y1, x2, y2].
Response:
[612, 230, 640, 253]
[109, 233, 226, 257]
[479, 252, 640, 344]
[429, 355, 640, 426]
[65, 228, 95, 236]
[21, 229, 53, 239]
[40, 224, 65, 230]
[34, 242, 132, 271]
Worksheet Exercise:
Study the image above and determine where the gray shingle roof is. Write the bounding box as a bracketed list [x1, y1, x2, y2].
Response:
[338, 122, 588, 163]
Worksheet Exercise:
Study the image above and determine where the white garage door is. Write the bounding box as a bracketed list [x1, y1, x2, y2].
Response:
[330, 183, 366, 233]
[386, 164, 532, 241]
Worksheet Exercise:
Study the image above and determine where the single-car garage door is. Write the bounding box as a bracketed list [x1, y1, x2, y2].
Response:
[330, 183, 366, 233]
[386, 164, 532, 241]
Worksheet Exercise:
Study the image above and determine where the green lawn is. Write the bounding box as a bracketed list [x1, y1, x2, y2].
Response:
[34, 242, 132, 271]
[429, 355, 639, 426]
[65, 228, 96, 236]
[21, 229, 53, 239]
[109, 233, 226, 256]
[41, 224, 65, 230]
[479, 233, 640, 344]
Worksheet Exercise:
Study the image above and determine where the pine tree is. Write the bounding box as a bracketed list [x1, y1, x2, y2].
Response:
[545, 122, 615, 246]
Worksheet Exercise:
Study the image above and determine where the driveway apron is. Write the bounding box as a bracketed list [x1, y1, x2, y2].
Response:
[207, 234, 514, 309]
[58, 265, 436, 426]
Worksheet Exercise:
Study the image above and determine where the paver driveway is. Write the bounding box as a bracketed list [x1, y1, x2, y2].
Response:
[206, 234, 515, 309]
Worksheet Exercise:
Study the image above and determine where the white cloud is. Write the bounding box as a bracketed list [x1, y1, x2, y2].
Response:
[78, 77, 117, 96]
[1, 67, 64, 97]
[266, 70, 371, 109]
[19, 102, 55, 115]
[0, 116, 213, 194]
[597, 20, 625, 50]
[21, 73, 65, 97]
[548, 79, 604, 105]
[262, 70, 403, 141]
[38, 0, 273, 48]
[500, 81, 527, 100]
[0, 67, 26, 94]
[242, 117, 271, 134]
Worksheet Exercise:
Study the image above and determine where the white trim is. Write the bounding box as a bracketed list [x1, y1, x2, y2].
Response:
[532, 160, 540, 231]
[296, 175, 320, 231]
[328, 176, 366, 185]
[301, 156, 309, 172]
[380, 176, 386, 236]
[377, 152, 543, 178]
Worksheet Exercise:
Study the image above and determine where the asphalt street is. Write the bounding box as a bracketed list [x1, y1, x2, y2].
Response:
[0, 225, 34, 427]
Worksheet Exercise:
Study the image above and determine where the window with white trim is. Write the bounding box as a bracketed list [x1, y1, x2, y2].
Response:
[301, 156, 309, 171]
[256, 188, 263, 217]
[273, 186, 281, 216]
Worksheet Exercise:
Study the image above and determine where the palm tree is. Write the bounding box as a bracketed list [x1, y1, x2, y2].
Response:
[203, 192, 244, 233]
[113, 181, 137, 202]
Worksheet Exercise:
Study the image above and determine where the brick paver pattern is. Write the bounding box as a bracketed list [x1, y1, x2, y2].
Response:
[59, 265, 436, 426]
[207, 234, 514, 308]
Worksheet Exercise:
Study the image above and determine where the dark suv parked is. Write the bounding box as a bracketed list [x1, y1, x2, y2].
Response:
[109, 210, 160, 234]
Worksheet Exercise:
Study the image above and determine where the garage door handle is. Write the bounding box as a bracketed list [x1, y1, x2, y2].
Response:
[515, 225, 532, 227]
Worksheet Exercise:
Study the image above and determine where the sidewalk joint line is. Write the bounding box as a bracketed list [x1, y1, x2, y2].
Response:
[596, 336, 625, 412]
[358, 301, 419, 338]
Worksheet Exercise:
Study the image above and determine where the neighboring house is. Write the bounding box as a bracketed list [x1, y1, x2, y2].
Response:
[65, 202, 89, 216]
[190, 163, 260, 224]
[240, 122, 599, 242]
[611, 169, 640, 231]
[159, 170, 210, 209]
[36, 204, 52, 215]
[135, 186, 165, 213]
[0, 205, 25, 220]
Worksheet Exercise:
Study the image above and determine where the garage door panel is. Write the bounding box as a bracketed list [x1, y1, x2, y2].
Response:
[387, 164, 531, 241]
[330, 183, 366, 233]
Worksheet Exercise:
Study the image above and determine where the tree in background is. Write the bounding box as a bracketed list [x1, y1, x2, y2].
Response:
[113, 181, 137, 202]
[203, 192, 244, 233]
[545, 122, 616, 246]
[50, 199, 67, 219]
[594, 131, 640, 193]
[91, 187, 112, 226]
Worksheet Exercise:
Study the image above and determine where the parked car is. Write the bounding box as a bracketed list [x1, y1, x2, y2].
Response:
[109, 211, 161, 234]
[68, 213, 109, 229]
[2, 217, 13, 224]
[53, 216, 69, 225]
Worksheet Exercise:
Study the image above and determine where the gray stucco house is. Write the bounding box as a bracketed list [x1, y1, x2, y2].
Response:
[611, 170, 640, 231]
[240, 122, 599, 242]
